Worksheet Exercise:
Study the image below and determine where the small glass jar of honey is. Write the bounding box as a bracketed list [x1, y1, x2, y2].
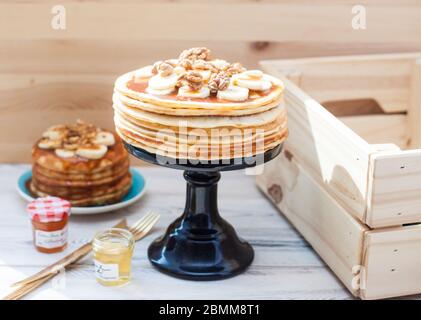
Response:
[27, 196, 71, 254]
[93, 228, 135, 286]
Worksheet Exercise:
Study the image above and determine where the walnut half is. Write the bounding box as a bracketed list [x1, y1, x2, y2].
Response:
[152, 61, 174, 77]
[224, 62, 246, 76]
[179, 47, 211, 61]
[177, 71, 204, 91]
[208, 72, 230, 93]
[192, 59, 218, 73]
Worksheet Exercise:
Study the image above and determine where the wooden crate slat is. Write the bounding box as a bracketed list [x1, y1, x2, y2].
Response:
[340, 114, 409, 149]
[361, 225, 421, 299]
[408, 59, 421, 148]
[367, 149, 421, 227]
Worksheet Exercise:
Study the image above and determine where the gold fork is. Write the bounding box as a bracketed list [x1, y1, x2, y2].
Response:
[128, 212, 160, 241]
[4, 212, 160, 300]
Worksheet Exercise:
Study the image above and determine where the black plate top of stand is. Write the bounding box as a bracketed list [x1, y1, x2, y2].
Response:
[124, 142, 283, 172]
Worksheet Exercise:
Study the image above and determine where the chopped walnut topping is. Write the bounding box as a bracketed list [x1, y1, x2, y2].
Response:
[177, 71, 204, 91]
[145, 48, 252, 98]
[179, 47, 211, 61]
[38, 120, 114, 158]
[224, 62, 246, 76]
[63, 142, 79, 150]
[173, 66, 186, 76]
[67, 135, 80, 143]
[208, 72, 230, 93]
[152, 61, 174, 77]
[192, 59, 218, 73]
[158, 62, 174, 77]
[210, 59, 230, 71]
[179, 59, 193, 70]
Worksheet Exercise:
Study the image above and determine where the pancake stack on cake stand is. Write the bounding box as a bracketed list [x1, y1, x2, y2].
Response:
[113, 48, 287, 280]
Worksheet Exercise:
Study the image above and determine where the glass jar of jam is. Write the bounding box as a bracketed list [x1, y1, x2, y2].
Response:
[27, 196, 71, 254]
[93, 228, 135, 286]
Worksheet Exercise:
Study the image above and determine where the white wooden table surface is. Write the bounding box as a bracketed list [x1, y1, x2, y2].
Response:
[0, 165, 377, 300]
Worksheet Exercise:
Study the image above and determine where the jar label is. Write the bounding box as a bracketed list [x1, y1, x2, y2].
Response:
[94, 260, 119, 281]
[35, 227, 67, 249]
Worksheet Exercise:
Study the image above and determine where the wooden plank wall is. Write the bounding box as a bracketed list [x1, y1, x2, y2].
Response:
[1, 0, 421, 162]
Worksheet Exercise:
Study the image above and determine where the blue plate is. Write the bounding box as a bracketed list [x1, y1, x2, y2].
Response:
[17, 168, 146, 214]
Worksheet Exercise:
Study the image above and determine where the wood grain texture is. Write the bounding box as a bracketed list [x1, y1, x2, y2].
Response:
[367, 149, 421, 227]
[2, 165, 421, 300]
[1, 1, 421, 162]
[408, 59, 421, 148]
[2, 43, 418, 164]
[362, 225, 421, 300]
[257, 149, 421, 299]
[340, 114, 409, 149]
[256, 148, 367, 296]
[1, 1, 421, 43]
[259, 67, 372, 222]
[261, 53, 421, 113]
[0, 165, 356, 300]
[263, 53, 421, 228]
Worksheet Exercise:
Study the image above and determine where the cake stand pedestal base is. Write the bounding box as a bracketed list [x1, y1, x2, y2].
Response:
[148, 170, 254, 280]
[124, 142, 283, 281]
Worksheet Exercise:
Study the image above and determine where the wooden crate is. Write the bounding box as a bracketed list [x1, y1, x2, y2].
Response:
[257, 53, 421, 299]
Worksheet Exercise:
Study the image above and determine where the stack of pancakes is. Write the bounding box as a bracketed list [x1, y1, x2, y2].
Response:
[113, 47, 287, 161]
[31, 121, 132, 206]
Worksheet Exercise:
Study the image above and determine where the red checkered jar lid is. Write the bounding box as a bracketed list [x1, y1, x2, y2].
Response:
[27, 196, 71, 223]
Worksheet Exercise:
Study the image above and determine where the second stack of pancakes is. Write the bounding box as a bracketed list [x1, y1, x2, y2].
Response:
[31, 121, 131, 206]
[113, 47, 287, 161]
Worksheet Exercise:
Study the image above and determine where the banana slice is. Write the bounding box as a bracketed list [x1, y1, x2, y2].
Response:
[210, 59, 230, 70]
[174, 66, 186, 76]
[63, 143, 79, 150]
[233, 71, 273, 91]
[148, 73, 179, 90]
[42, 125, 65, 140]
[196, 70, 211, 82]
[93, 131, 115, 146]
[217, 85, 249, 102]
[242, 70, 264, 78]
[235, 78, 272, 91]
[76, 144, 108, 160]
[178, 86, 210, 99]
[134, 65, 154, 81]
[146, 87, 176, 96]
[55, 149, 75, 158]
[38, 138, 61, 149]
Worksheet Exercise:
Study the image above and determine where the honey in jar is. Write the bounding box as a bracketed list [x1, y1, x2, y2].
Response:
[93, 228, 134, 286]
[27, 196, 71, 254]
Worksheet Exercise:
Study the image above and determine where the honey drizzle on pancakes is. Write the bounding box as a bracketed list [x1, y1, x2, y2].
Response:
[126, 77, 276, 104]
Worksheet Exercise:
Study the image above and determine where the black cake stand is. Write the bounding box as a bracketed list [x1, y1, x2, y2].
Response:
[124, 142, 283, 280]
